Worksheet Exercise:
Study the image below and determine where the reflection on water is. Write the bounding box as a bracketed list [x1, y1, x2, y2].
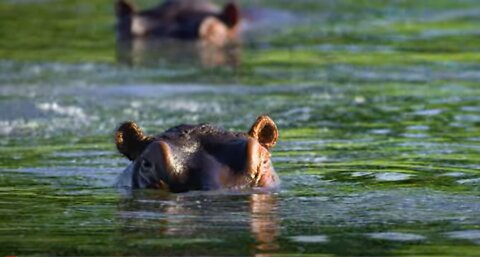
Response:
[116, 191, 280, 255]
[250, 194, 280, 252]
[116, 38, 242, 68]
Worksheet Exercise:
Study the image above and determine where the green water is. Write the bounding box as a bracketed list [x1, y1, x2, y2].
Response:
[1, 0, 480, 256]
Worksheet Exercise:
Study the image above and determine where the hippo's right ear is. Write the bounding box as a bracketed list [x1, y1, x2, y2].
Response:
[115, 121, 153, 161]
[219, 2, 240, 28]
[248, 115, 279, 150]
[116, 0, 136, 18]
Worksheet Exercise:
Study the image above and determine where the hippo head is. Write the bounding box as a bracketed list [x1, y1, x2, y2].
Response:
[116, 0, 240, 46]
[115, 116, 279, 192]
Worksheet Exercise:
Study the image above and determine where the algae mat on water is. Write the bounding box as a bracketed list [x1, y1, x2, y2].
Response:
[1, 0, 480, 256]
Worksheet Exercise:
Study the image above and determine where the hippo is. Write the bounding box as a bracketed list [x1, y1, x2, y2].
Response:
[116, 0, 241, 46]
[115, 0, 295, 67]
[114, 115, 280, 192]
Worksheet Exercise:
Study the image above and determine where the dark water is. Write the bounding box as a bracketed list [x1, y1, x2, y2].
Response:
[1, 0, 480, 256]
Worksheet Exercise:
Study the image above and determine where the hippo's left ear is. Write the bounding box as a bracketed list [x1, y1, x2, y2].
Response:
[219, 2, 240, 28]
[115, 121, 154, 161]
[248, 115, 279, 150]
[116, 0, 136, 18]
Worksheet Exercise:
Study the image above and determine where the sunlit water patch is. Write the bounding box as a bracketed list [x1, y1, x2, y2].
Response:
[367, 232, 426, 242]
[289, 235, 329, 243]
[446, 230, 480, 244]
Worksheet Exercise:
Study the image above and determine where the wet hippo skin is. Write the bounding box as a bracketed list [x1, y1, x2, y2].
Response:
[116, 0, 241, 46]
[115, 115, 280, 192]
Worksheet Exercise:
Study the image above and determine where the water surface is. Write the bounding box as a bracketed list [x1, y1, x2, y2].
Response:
[1, 0, 480, 256]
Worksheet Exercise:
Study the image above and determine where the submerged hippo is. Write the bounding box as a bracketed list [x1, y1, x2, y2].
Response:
[115, 116, 280, 192]
[116, 0, 241, 46]
[115, 0, 294, 67]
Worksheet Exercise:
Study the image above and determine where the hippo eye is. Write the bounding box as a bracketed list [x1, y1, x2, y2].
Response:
[141, 159, 153, 170]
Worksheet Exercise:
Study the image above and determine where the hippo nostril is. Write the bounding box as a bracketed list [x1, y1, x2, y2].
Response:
[141, 159, 153, 170]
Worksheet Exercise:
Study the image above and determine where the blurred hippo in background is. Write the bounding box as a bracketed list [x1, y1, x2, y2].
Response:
[116, 0, 240, 45]
[115, 116, 280, 192]
[115, 0, 294, 67]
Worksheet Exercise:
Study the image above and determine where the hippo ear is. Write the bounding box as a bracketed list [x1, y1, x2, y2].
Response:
[115, 121, 153, 161]
[219, 2, 240, 28]
[116, 0, 136, 18]
[248, 115, 278, 150]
